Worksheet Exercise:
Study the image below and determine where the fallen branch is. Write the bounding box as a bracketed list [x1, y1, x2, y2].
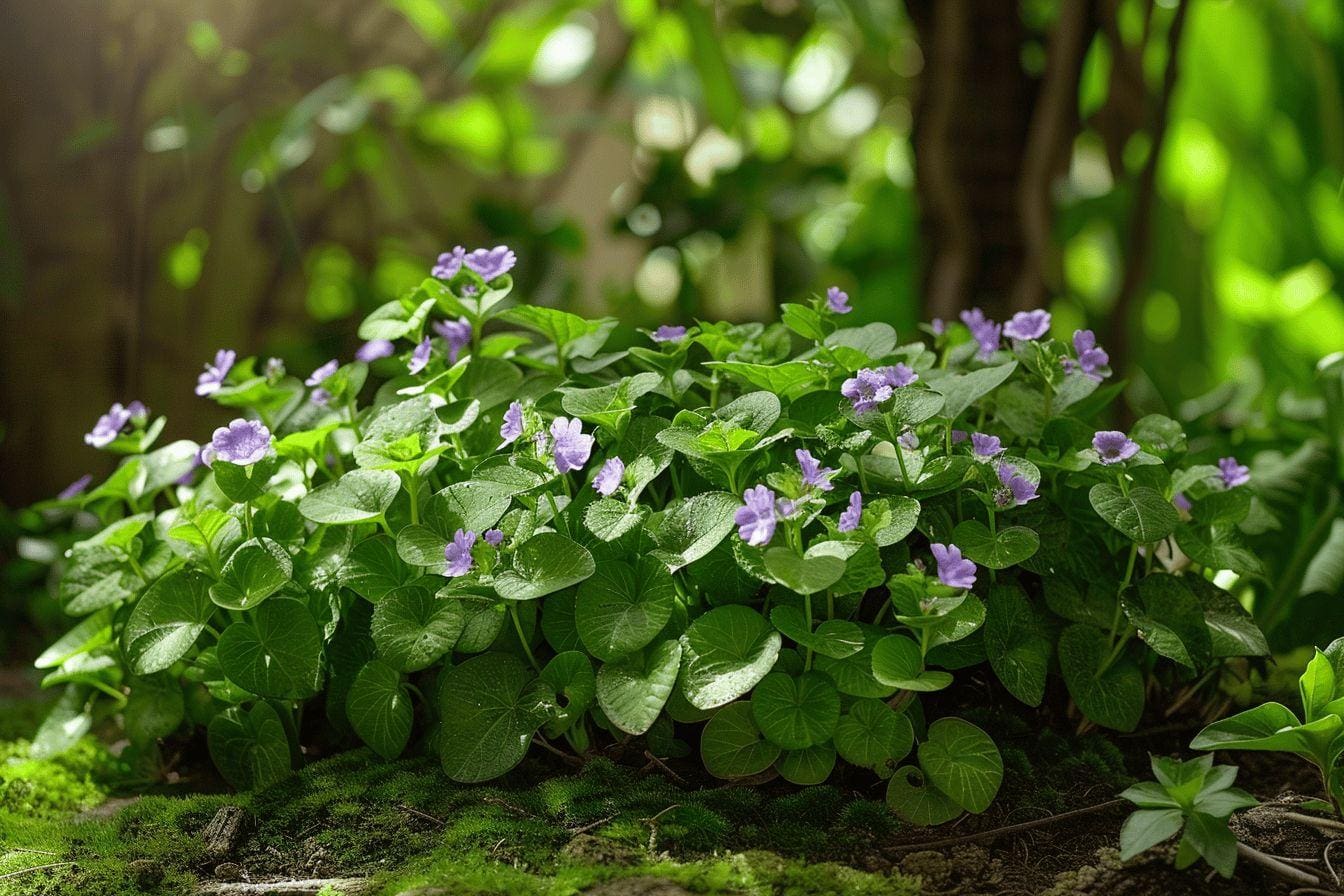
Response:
[0, 861, 76, 881]
[886, 799, 1128, 853]
[1237, 842, 1321, 888]
[194, 878, 371, 896]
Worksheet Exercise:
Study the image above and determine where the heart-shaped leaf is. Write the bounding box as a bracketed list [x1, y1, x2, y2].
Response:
[679, 606, 781, 710]
[123, 570, 214, 675]
[700, 702, 780, 779]
[207, 702, 293, 791]
[871, 635, 953, 692]
[371, 582, 467, 672]
[217, 597, 323, 699]
[776, 743, 837, 785]
[763, 547, 846, 596]
[769, 606, 863, 660]
[299, 469, 401, 525]
[750, 671, 840, 750]
[1089, 484, 1178, 544]
[209, 537, 292, 610]
[834, 699, 913, 771]
[918, 718, 1003, 814]
[983, 583, 1051, 706]
[595, 639, 682, 735]
[346, 659, 413, 760]
[650, 492, 738, 571]
[494, 533, 595, 602]
[886, 766, 963, 826]
[344, 535, 415, 602]
[538, 651, 595, 737]
[438, 653, 551, 783]
[952, 520, 1039, 569]
[1058, 623, 1144, 732]
[576, 556, 675, 661]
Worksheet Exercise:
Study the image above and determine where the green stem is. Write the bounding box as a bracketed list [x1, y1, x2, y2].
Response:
[510, 603, 541, 672]
[804, 592, 814, 671]
[407, 477, 420, 526]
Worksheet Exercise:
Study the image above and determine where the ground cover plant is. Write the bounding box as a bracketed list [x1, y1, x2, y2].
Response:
[34, 248, 1283, 832]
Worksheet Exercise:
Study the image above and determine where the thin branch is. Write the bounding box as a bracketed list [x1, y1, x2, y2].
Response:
[1238, 842, 1322, 887]
[885, 798, 1128, 853]
[0, 862, 76, 881]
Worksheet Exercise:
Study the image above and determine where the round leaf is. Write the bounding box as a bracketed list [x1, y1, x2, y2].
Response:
[776, 743, 837, 785]
[576, 556, 676, 661]
[871, 635, 953, 692]
[372, 582, 466, 672]
[1089, 484, 1179, 544]
[951, 520, 1040, 570]
[679, 605, 781, 710]
[750, 671, 840, 749]
[918, 718, 1003, 814]
[346, 659, 413, 760]
[438, 653, 550, 782]
[983, 583, 1051, 706]
[217, 597, 323, 699]
[834, 699, 914, 771]
[700, 702, 780, 779]
[494, 533, 596, 602]
[886, 766, 962, 826]
[209, 537, 293, 610]
[299, 469, 401, 525]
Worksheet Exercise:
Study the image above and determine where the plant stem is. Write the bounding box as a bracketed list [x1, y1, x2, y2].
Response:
[510, 603, 541, 672]
[804, 592, 814, 671]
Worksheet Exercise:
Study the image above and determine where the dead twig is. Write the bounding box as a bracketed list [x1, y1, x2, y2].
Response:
[398, 804, 445, 828]
[641, 751, 689, 787]
[568, 813, 617, 837]
[0, 861, 76, 881]
[1237, 842, 1322, 888]
[886, 799, 1128, 853]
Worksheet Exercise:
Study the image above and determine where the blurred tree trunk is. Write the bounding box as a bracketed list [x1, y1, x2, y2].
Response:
[908, 0, 1098, 321]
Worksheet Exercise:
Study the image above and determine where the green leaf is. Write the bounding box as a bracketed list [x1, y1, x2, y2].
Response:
[1175, 523, 1266, 578]
[1184, 811, 1238, 878]
[59, 543, 139, 615]
[928, 362, 1017, 420]
[345, 535, 416, 602]
[1188, 702, 1340, 758]
[1119, 808, 1184, 860]
[209, 538, 293, 610]
[358, 295, 436, 341]
[372, 582, 467, 672]
[494, 533, 595, 601]
[217, 597, 323, 699]
[299, 469, 401, 525]
[498, 305, 617, 359]
[701, 702, 780, 779]
[866, 496, 922, 546]
[679, 0, 741, 131]
[983, 583, 1051, 706]
[679, 606, 782, 710]
[1302, 649, 1337, 724]
[346, 659, 413, 760]
[707, 361, 823, 402]
[918, 718, 1003, 813]
[951, 521, 1039, 569]
[776, 743, 837, 785]
[769, 606, 863, 660]
[763, 546, 847, 596]
[123, 570, 214, 675]
[814, 625, 898, 698]
[1126, 575, 1214, 670]
[871, 635, 953, 692]
[1058, 624, 1144, 732]
[886, 766, 963, 826]
[539, 651, 595, 736]
[833, 699, 914, 771]
[34, 608, 114, 669]
[438, 653, 550, 783]
[583, 499, 648, 542]
[750, 671, 840, 750]
[213, 456, 281, 504]
[207, 702, 292, 791]
[576, 556, 676, 661]
[1089, 484, 1178, 543]
[650, 492, 738, 571]
[124, 673, 185, 743]
[780, 303, 827, 342]
[1183, 577, 1268, 658]
[30, 686, 92, 759]
[596, 639, 682, 736]
[559, 373, 661, 432]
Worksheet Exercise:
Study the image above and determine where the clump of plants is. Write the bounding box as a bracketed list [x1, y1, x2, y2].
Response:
[36, 248, 1271, 825]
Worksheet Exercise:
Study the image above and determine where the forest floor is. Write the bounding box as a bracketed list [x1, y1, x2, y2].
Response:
[0, 669, 1317, 896]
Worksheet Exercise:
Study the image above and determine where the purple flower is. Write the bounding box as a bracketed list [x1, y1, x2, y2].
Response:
[1003, 309, 1051, 341]
[58, 474, 93, 500]
[841, 368, 894, 413]
[500, 401, 524, 445]
[84, 402, 135, 448]
[826, 286, 851, 314]
[1093, 431, 1139, 465]
[898, 430, 919, 450]
[971, 433, 1004, 458]
[735, 485, 777, 547]
[650, 324, 687, 344]
[175, 447, 208, 486]
[951, 429, 968, 444]
[551, 417, 594, 474]
[775, 497, 800, 519]
[995, 463, 1039, 508]
[1063, 329, 1109, 381]
[433, 246, 466, 279]
[796, 449, 836, 492]
[443, 529, 477, 577]
[882, 363, 919, 389]
[931, 318, 947, 336]
[306, 359, 338, 388]
[838, 491, 863, 532]
[593, 457, 625, 496]
[1173, 492, 1192, 513]
[464, 246, 517, 281]
[356, 339, 395, 362]
[196, 349, 236, 396]
[408, 336, 432, 375]
[1218, 457, 1250, 489]
[433, 317, 473, 363]
[483, 528, 504, 547]
[127, 401, 149, 424]
[310, 388, 332, 407]
[960, 308, 1001, 359]
[931, 543, 977, 590]
[210, 419, 272, 466]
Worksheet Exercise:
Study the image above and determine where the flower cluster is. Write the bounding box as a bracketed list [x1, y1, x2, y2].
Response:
[84, 401, 148, 448]
[432, 245, 518, 282]
[841, 364, 918, 413]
